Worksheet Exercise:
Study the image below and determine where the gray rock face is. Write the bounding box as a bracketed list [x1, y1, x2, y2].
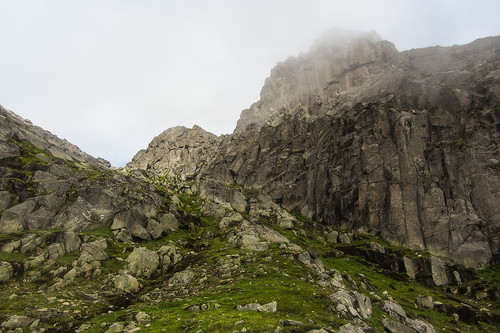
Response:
[128, 33, 500, 269]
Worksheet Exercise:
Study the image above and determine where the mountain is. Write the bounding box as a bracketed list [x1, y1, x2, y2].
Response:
[0, 30, 499, 332]
[129, 29, 500, 270]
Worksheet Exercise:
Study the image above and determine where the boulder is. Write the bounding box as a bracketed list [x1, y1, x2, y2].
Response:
[405, 318, 436, 333]
[329, 289, 372, 320]
[0, 190, 13, 211]
[430, 256, 449, 286]
[79, 239, 108, 263]
[1, 315, 34, 329]
[126, 247, 159, 278]
[114, 274, 140, 293]
[0, 261, 13, 282]
[338, 324, 365, 333]
[53, 230, 82, 253]
[169, 269, 194, 285]
[278, 217, 294, 229]
[0, 200, 37, 233]
[159, 213, 179, 232]
[382, 300, 407, 322]
[382, 318, 416, 333]
[236, 301, 277, 313]
[135, 312, 151, 325]
[327, 231, 339, 243]
[158, 243, 182, 270]
[230, 190, 247, 213]
[218, 212, 243, 230]
[146, 219, 164, 239]
[416, 295, 434, 309]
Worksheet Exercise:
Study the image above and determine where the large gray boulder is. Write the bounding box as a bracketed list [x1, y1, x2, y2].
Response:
[114, 274, 140, 293]
[126, 247, 159, 278]
[0, 200, 37, 233]
[159, 213, 179, 232]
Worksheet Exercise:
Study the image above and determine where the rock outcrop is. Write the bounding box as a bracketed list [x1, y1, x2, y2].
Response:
[128, 31, 500, 269]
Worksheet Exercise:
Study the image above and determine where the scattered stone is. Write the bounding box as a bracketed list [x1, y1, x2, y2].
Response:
[126, 247, 159, 278]
[382, 300, 407, 321]
[368, 242, 385, 254]
[0, 200, 37, 233]
[338, 233, 352, 244]
[114, 274, 140, 293]
[280, 319, 303, 326]
[169, 269, 194, 285]
[416, 295, 433, 309]
[136, 311, 151, 325]
[1, 315, 34, 329]
[338, 323, 365, 333]
[236, 301, 277, 313]
[146, 219, 164, 239]
[430, 256, 449, 286]
[382, 317, 416, 333]
[278, 217, 294, 229]
[0, 261, 14, 282]
[327, 231, 339, 243]
[159, 213, 179, 232]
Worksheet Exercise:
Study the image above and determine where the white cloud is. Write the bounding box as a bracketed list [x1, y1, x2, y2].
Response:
[0, 0, 499, 166]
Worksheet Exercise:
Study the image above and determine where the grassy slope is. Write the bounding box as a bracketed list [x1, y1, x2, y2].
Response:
[0, 177, 499, 332]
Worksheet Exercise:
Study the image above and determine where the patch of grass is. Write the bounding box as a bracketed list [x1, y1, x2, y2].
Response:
[0, 251, 26, 262]
[81, 226, 114, 238]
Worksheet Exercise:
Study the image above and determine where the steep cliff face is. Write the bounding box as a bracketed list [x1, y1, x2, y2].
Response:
[128, 32, 500, 268]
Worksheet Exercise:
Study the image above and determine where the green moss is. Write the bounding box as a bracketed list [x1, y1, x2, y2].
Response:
[0, 251, 26, 262]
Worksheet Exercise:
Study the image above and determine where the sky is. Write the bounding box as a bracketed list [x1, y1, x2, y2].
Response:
[0, 1, 499, 166]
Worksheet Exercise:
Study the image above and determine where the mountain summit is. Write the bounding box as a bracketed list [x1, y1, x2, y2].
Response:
[129, 31, 500, 270]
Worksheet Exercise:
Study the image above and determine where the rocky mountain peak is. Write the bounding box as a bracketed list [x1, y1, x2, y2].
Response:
[127, 124, 220, 177]
[234, 29, 398, 133]
[129, 32, 500, 270]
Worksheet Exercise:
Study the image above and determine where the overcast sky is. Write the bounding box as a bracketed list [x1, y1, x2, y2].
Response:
[1, 0, 499, 166]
